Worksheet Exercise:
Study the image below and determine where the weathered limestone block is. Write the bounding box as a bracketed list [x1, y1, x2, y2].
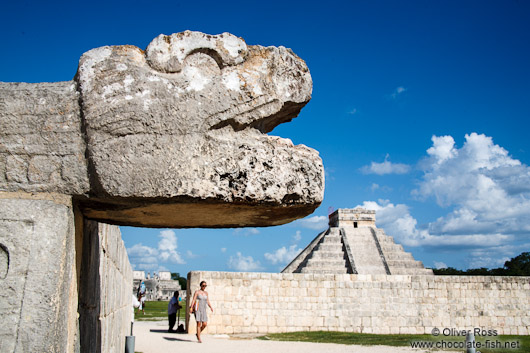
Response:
[0, 196, 77, 353]
[0, 82, 88, 194]
[76, 31, 322, 227]
[1, 31, 323, 228]
[78, 220, 132, 353]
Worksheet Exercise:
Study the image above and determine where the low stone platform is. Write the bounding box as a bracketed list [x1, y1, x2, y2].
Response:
[187, 271, 530, 336]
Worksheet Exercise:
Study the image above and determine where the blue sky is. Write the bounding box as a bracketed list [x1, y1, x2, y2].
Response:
[2, 0, 530, 274]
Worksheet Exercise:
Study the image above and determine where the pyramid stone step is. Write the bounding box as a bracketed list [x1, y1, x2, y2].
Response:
[316, 243, 343, 252]
[309, 251, 345, 259]
[305, 258, 347, 267]
[283, 208, 433, 276]
[384, 252, 415, 261]
[376, 234, 394, 241]
[320, 236, 342, 244]
[387, 260, 424, 268]
[380, 243, 405, 251]
[301, 268, 347, 274]
[390, 267, 434, 275]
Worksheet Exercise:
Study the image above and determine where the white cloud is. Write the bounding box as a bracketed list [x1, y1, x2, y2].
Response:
[186, 250, 198, 259]
[357, 199, 513, 248]
[220, 247, 227, 253]
[295, 215, 328, 230]
[466, 243, 530, 268]
[227, 252, 262, 272]
[358, 133, 530, 268]
[433, 261, 447, 269]
[426, 135, 457, 164]
[265, 230, 304, 266]
[348, 108, 357, 115]
[360, 154, 411, 175]
[127, 230, 185, 271]
[158, 230, 185, 264]
[232, 228, 260, 236]
[127, 243, 159, 271]
[293, 230, 302, 243]
[390, 86, 407, 99]
[370, 183, 392, 192]
[265, 244, 302, 265]
[415, 133, 530, 232]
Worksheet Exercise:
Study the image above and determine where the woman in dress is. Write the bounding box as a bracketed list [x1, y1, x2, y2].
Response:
[190, 281, 213, 343]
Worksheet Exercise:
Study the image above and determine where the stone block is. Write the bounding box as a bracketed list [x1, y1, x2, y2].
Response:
[0, 197, 76, 353]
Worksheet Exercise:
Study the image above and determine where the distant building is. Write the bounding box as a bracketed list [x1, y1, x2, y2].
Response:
[133, 271, 182, 301]
[283, 208, 433, 275]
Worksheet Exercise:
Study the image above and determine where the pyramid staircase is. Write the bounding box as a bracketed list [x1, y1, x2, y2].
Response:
[282, 208, 433, 275]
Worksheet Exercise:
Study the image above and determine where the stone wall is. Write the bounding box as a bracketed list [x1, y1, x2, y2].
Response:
[0, 195, 79, 353]
[79, 220, 132, 353]
[187, 271, 530, 335]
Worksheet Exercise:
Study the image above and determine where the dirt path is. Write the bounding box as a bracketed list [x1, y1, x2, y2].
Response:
[132, 321, 455, 353]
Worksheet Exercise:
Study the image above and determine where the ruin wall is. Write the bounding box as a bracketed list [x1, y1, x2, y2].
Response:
[79, 221, 132, 353]
[0, 195, 79, 353]
[187, 271, 530, 335]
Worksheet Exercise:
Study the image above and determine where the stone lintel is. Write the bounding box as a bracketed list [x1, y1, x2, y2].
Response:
[76, 196, 318, 228]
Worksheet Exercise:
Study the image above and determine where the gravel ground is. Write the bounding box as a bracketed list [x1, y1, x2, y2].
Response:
[132, 321, 456, 353]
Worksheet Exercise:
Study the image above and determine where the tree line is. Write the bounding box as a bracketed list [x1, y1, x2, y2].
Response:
[433, 252, 530, 276]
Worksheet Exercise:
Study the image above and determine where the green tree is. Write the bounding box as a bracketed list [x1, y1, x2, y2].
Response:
[433, 251, 530, 276]
[503, 252, 530, 275]
[171, 272, 187, 290]
[177, 277, 187, 290]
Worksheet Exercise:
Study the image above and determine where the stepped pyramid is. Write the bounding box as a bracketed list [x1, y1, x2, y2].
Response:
[282, 208, 433, 275]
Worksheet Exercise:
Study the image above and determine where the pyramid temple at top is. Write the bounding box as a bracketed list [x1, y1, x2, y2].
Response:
[282, 208, 433, 275]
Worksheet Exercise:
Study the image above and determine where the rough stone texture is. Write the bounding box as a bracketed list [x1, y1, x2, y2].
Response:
[75, 31, 322, 228]
[0, 30, 322, 353]
[0, 196, 78, 353]
[78, 220, 132, 353]
[0, 82, 89, 195]
[187, 271, 530, 335]
[0, 31, 323, 228]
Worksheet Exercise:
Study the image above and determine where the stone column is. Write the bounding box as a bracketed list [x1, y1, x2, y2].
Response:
[0, 194, 79, 353]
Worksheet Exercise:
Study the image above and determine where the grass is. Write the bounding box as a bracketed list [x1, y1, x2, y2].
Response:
[134, 300, 187, 321]
[258, 331, 530, 352]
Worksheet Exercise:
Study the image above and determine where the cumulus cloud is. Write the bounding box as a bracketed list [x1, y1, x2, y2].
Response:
[158, 230, 185, 264]
[127, 230, 185, 271]
[295, 215, 328, 230]
[415, 133, 530, 234]
[466, 243, 530, 268]
[265, 245, 301, 265]
[358, 133, 530, 268]
[360, 154, 411, 175]
[227, 252, 262, 272]
[264, 231, 303, 265]
[357, 199, 513, 249]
